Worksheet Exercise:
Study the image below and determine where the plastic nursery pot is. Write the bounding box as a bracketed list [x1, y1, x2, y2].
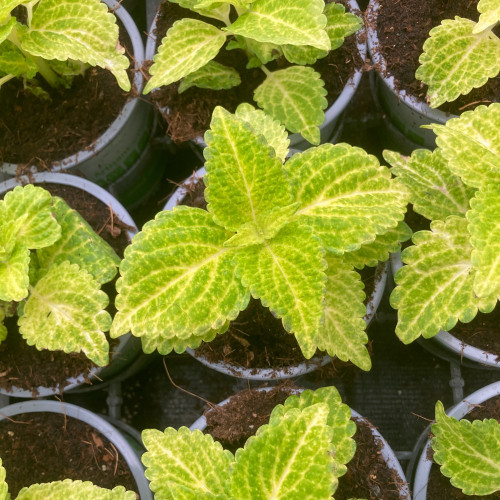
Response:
[164, 168, 388, 381]
[390, 251, 500, 370]
[0, 172, 144, 399]
[144, 0, 366, 151]
[365, 0, 455, 151]
[0, 0, 163, 211]
[411, 381, 500, 499]
[190, 387, 411, 499]
[0, 400, 153, 499]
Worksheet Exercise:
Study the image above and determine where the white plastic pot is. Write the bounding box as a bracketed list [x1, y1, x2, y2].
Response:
[0, 0, 161, 210]
[164, 167, 389, 380]
[0, 172, 144, 398]
[365, 0, 454, 150]
[144, 0, 366, 150]
[411, 381, 500, 499]
[390, 251, 500, 369]
[0, 400, 152, 499]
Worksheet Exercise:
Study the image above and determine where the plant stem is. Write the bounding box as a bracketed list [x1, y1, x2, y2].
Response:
[260, 65, 271, 76]
[0, 74, 15, 87]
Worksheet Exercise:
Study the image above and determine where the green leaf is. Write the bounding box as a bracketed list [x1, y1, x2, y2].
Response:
[142, 427, 233, 500]
[324, 2, 362, 50]
[384, 149, 475, 221]
[226, 0, 330, 50]
[204, 106, 293, 231]
[432, 401, 500, 496]
[234, 103, 289, 162]
[0, 17, 16, 45]
[144, 19, 226, 93]
[234, 220, 326, 359]
[36, 197, 119, 285]
[254, 66, 327, 145]
[287, 143, 408, 253]
[169, 0, 231, 23]
[0, 185, 61, 250]
[19, 261, 111, 366]
[227, 36, 282, 68]
[21, 0, 131, 91]
[178, 61, 240, 93]
[0, 39, 38, 79]
[269, 387, 356, 482]
[111, 207, 249, 346]
[0, 457, 6, 500]
[0, 243, 30, 302]
[416, 17, 500, 107]
[342, 222, 412, 269]
[467, 183, 500, 300]
[317, 255, 370, 370]
[281, 44, 327, 65]
[16, 480, 136, 500]
[429, 103, 500, 189]
[0, 309, 7, 344]
[0, 1, 24, 22]
[391, 216, 497, 344]
[230, 404, 334, 500]
[474, 0, 500, 33]
[196, 0, 249, 9]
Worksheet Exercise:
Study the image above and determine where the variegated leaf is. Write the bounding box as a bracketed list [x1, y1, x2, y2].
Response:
[144, 19, 226, 93]
[0, 39, 38, 80]
[178, 61, 240, 93]
[0, 457, 6, 500]
[36, 197, 119, 285]
[0, 184, 61, 250]
[230, 404, 334, 500]
[16, 480, 136, 500]
[196, 0, 249, 9]
[317, 255, 370, 370]
[19, 261, 111, 366]
[269, 387, 356, 482]
[227, 36, 282, 68]
[324, 2, 362, 50]
[391, 216, 497, 343]
[0, 243, 30, 302]
[166, 484, 227, 500]
[0, 17, 16, 45]
[142, 427, 233, 500]
[0, 1, 25, 22]
[254, 66, 327, 145]
[234, 220, 326, 359]
[467, 183, 500, 300]
[432, 401, 500, 496]
[384, 149, 475, 221]
[204, 106, 293, 231]
[281, 44, 327, 65]
[140, 327, 222, 355]
[21, 0, 130, 91]
[474, 0, 500, 33]
[0, 308, 6, 343]
[111, 207, 249, 344]
[342, 221, 412, 269]
[0, 215, 26, 261]
[235, 103, 289, 162]
[226, 0, 330, 50]
[287, 143, 408, 253]
[416, 17, 500, 107]
[429, 103, 500, 189]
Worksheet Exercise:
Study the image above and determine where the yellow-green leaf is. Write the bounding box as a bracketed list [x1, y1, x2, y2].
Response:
[474, 0, 500, 33]
[324, 2, 362, 50]
[0, 243, 30, 302]
[179, 60, 240, 93]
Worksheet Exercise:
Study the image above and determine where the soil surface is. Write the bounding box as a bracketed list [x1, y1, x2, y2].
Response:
[373, 0, 500, 114]
[0, 19, 136, 168]
[148, 0, 364, 142]
[0, 183, 132, 395]
[0, 411, 138, 498]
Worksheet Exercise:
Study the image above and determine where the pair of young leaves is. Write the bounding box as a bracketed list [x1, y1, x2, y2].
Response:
[145, 0, 362, 145]
[385, 103, 500, 344]
[111, 104, 409, 371]
[416, 0, 500, 107]
[0, 184, 120, 366]
[0, 0, 130, 93]
[142, 386, 357, 500]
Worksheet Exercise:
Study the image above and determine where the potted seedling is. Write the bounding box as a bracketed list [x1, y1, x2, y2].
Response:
[144, 0, 365, 148]
[384, 102, 500, 367]
[111, 105, 409, 374]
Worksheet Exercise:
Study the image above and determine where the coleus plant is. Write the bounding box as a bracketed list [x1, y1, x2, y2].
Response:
[430, 401, 500, 496]
[416, 0, 500, 108]
[384, 102, 499, 344]
[0, 184, 120, 368]
[142, 386, 357, 499]
[111, 104, 409, 370]
[144, 0, 363, 145]
[0, 0, 131, 96]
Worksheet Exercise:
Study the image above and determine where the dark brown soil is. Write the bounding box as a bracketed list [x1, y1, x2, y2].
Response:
[426, 395, 500, 499]
[374, 0, 500, 114]
[0, 411, 138, 498]
[0, 183, 132, 395]
[149, 0, 363, 143]
[0, 20, 136, 168]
